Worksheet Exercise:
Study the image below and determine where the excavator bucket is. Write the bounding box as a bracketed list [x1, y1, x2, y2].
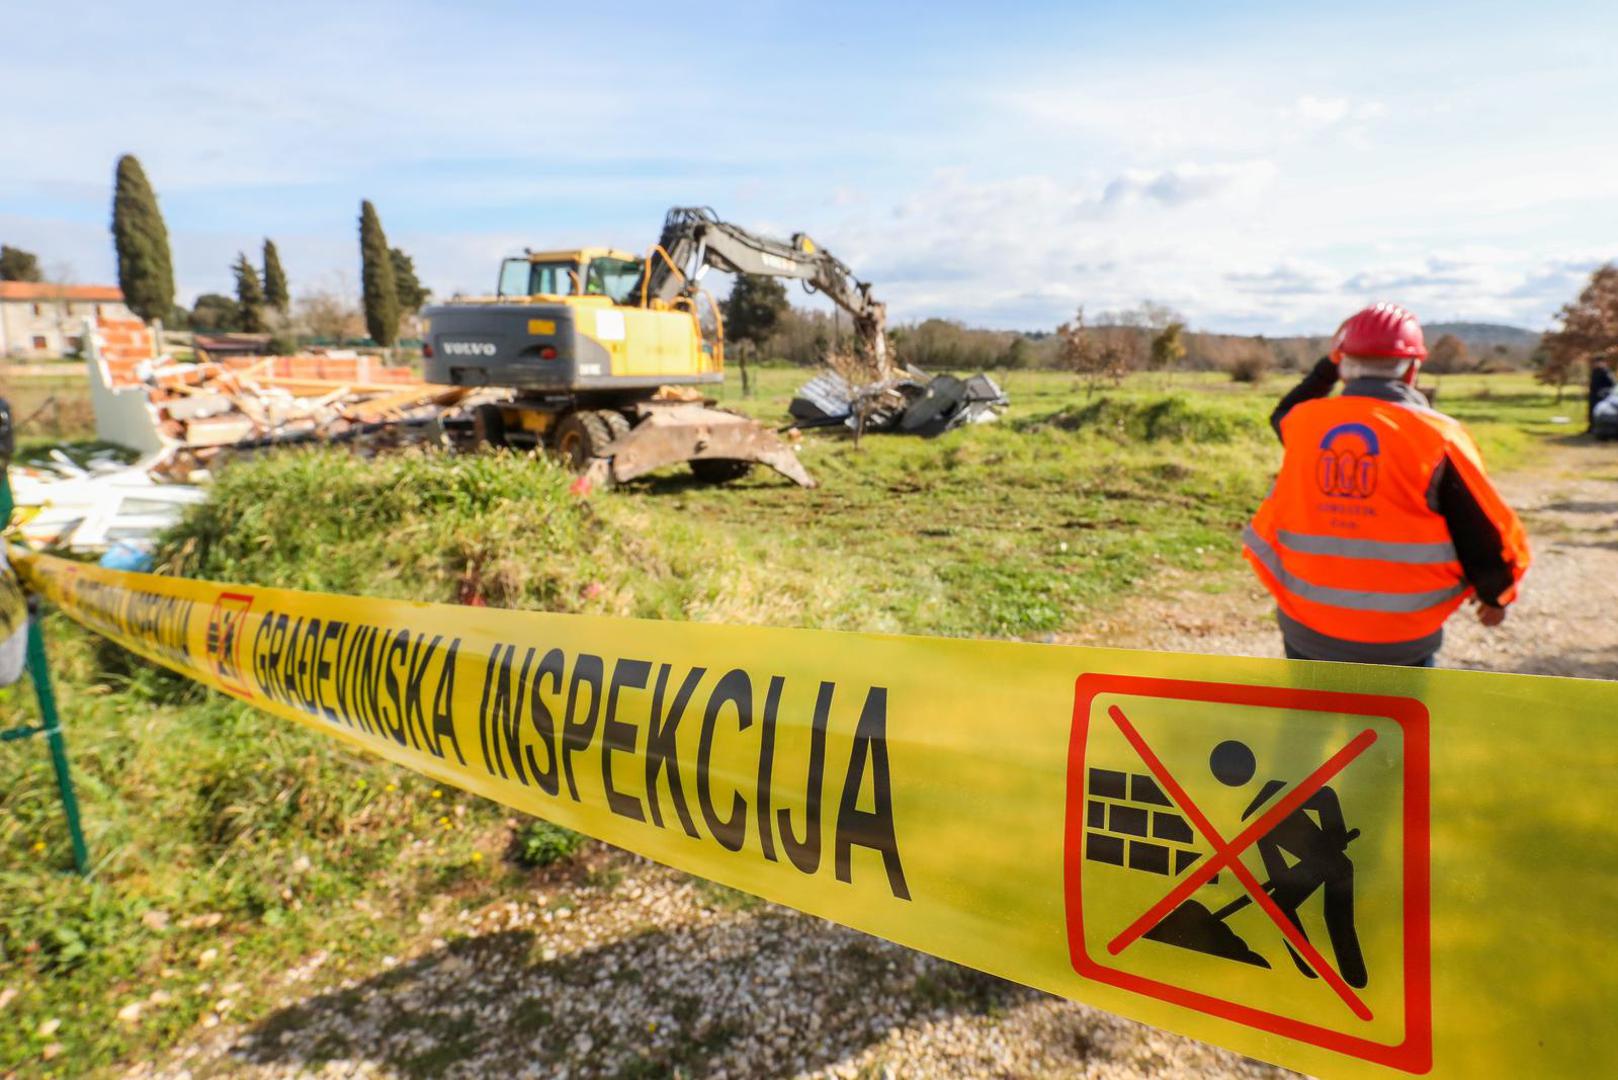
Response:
[589, 402, 816, 488]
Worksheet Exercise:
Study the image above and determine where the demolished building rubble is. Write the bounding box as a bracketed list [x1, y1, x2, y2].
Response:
[85, 316, 466, 475]
[9, 316, 465, 555]
[7, 450, 206, 556]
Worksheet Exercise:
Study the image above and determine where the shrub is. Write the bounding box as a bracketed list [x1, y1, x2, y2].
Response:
[1013, 395, 1266, 444]
[158, 448, 600, 608]
[512, 819, 586, 867]
[1228, 350, 1270, 384]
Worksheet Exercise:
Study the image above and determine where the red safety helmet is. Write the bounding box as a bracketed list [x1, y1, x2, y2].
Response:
[1330, 302, 1427, 364]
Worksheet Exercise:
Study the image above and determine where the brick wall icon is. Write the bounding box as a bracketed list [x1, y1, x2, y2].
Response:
[1083, 767, 1218, 884]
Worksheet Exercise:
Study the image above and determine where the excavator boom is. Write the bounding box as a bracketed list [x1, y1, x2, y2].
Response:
[647, 207, 888, 372]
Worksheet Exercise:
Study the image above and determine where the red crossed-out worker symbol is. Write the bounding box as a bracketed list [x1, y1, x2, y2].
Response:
[205, 591, 255, 699]
[1065, 674, 1431, 1073]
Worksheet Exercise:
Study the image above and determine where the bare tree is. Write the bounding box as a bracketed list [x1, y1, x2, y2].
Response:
[1059, 307, 1135, 394]
[1425, 333, 1472, 375]
[1540, 264, 1618, 402]
[1131, 300, 1183, 333]
[294, 283, 363, 343]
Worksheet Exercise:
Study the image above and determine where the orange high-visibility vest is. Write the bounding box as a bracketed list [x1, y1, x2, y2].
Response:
[1245, 393, 1529, 645]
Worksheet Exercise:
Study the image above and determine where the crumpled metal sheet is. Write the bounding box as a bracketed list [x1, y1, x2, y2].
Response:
[789, 368, 1008, 437]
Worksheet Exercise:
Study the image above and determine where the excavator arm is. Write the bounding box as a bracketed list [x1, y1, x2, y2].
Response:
[645, 206, 888, 372]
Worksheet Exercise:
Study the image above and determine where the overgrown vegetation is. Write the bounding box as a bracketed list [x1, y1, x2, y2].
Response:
[162, 450, 599, 607]
[1013, 394, 1266, 443]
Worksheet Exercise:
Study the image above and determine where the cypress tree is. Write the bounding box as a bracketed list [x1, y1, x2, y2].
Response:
[358, 200, 399, 346]
[233, 253, 265, 333]
[110, 154, 175, 323]
[389, 246, 431, 312]
[262, 238, 289, 314]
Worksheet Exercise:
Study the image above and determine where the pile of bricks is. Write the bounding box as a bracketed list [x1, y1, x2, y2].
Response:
[243, 354, 422, 386]
[88, 315, 466, 465]
[94, 317, 159, 385]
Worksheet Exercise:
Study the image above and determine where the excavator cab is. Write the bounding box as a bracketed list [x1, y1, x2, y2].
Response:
[498, 256, 576, 298]
[583, 255, 643, 304]
[496, 250, 646, 306]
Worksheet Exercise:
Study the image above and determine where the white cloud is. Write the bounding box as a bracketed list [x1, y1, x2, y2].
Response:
[808, 162, 1285, 330]
[812, 161, 1606, 334]
[1102, 161, 1277, 208]
[1226, 261, 1337, 297]
[1285, 95, 1386, 127]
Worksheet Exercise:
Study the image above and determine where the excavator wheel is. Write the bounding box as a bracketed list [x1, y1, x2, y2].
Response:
[473, 403, 507, 448]
[599, 409, 633, 445]
[553, 410, 614, 471]
[689, 459, 753, 483]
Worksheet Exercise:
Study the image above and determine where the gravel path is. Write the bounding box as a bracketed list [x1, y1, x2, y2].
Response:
[135, 864, 1286, 1080]
[137, 440, 1618, 1079]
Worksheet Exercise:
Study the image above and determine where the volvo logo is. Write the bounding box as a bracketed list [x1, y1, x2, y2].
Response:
[442, 340, 497, 357]
[1316, 422, 1380, 499]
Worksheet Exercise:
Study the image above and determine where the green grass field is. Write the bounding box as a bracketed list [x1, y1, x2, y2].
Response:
[0, 365, 1579, 1072]
[1, 370, 95, 449]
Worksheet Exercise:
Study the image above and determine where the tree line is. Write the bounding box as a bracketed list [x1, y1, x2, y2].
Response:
[724, 277, 1346, 380]
[715, 270, 1555, 384]
[185, 228, 427, 346]
[35, 154, 435, 351]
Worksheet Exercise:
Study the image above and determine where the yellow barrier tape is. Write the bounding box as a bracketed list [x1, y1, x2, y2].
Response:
[13, 547, 1618, 1078]
[0, 554, 23, 640]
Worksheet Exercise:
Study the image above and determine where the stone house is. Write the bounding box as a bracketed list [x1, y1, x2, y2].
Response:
[0, 282, 137, 358]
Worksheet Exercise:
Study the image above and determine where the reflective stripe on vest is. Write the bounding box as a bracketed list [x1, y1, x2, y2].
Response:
[1274, 529, 1458, 565]
[1244, 525, 1468, 614]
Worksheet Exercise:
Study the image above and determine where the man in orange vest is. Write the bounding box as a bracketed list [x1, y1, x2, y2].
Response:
[1244, 303, 1530, 666]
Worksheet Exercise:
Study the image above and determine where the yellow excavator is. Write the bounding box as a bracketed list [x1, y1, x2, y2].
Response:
[421, 207, 887, 488]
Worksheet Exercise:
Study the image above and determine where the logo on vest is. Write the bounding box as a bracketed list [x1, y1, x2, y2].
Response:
[1316, 423, 1379, 499]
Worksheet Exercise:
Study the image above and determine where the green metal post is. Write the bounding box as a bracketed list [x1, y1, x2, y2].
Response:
[1, 445, 91, 876]
[25, 598, 91, 876]
[0, 395, 11, 526]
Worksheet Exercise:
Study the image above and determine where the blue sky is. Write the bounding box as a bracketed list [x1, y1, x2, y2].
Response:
[2, 1, 1614, 333]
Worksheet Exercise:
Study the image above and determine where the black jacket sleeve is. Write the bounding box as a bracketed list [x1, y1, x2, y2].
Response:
[1270, 357, 1339, 440]
[1434, 457, 1514, 606]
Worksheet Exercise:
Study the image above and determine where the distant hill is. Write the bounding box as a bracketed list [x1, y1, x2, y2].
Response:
[1423, 322, 1541, 350]
[1175, 320, 1542, 375]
